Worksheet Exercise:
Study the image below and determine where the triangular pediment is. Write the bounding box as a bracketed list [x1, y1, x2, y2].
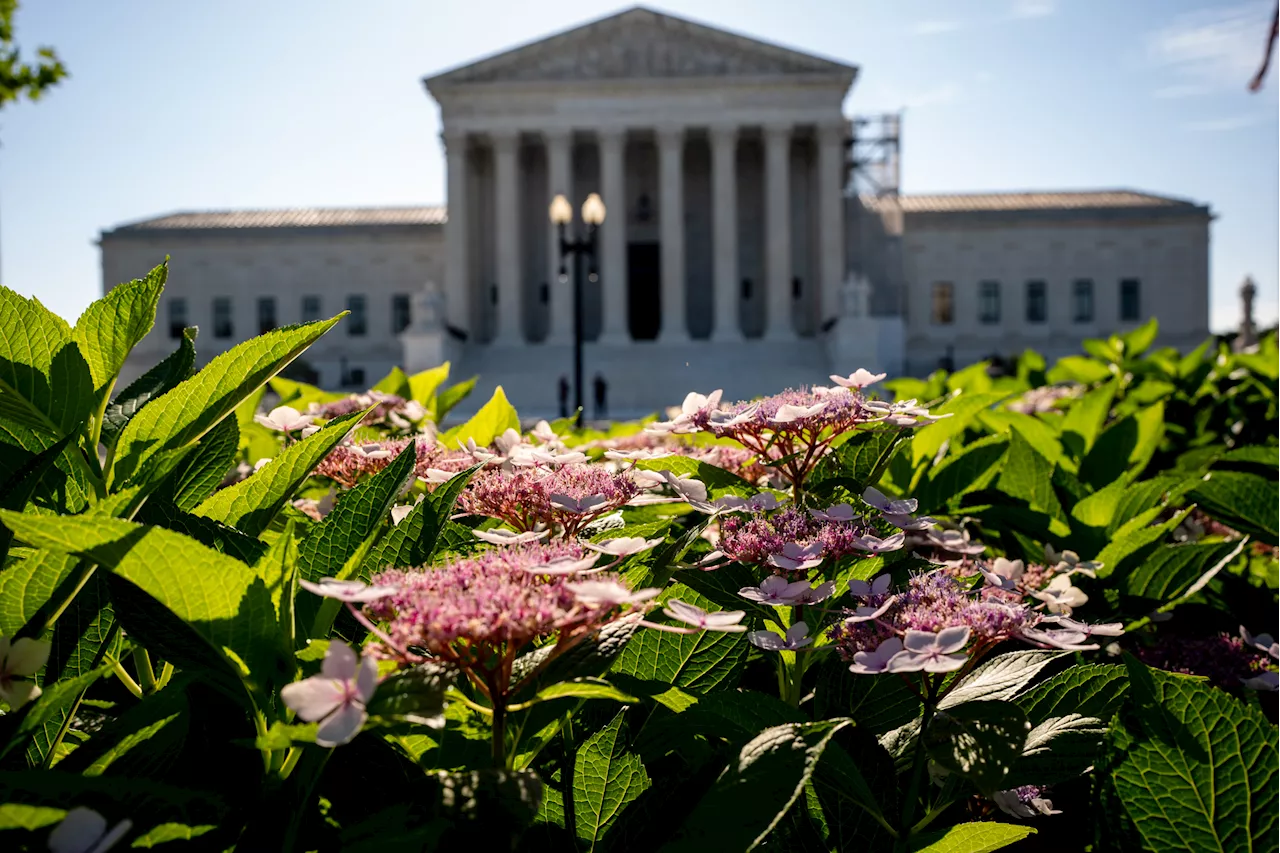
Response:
[425, 6, 855, 87]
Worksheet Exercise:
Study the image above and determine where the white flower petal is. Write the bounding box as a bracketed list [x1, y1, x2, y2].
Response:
[748, 630, 785, 651]
[48, 807, 109, 853]
[6, 636, 50, 677]
[281, 677, 346, 722]
[321, 642, 359, 681]
[315, 702, 368, 747]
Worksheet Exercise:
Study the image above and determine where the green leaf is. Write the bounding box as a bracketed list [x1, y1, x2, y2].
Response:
[0, 432, 76, 560]
[573, 709, 651, 851]
[0, 663, 111, 760]
[0, 286, 94, 435]
[408, 362, 450, 407]
[663, 718, 855, 852]
[254, 520, 299, 647]
[439, 385, 519, 448]
[1123, 539, 1246, 603]
[527, 677, 639, 706]
[1059, 379, 1116, 459]
[150, 414, 239, 511]
[1015, 663, 1128, 725]
[1046, 355, 1113, 385]
[362, 464, 481, 573]
[1079, 402, 1165, 489]
[371, 365, 412, 398]
[0, 802, 65, 830]
[1119, 318, 1159, 358]
[194, 409, 364, 536]
[510, 615, 642, 704]
[910, 392, 1011, 468]
[111, 315, 341, 486]
[994, 429, 1068, 534]
[1190, 470, 1279, 546]
[296, 441, 417, 583]
[100, 326, 196, 447]
[0, 549, 78, 637]
[72, 262, 166, 394]
[637, 688, 806, 756]
[908, 821, 1035, 853]
[56, 673, 192, 777]
[434, 377, 477, 423]
[611, 586, 747, 692]
[1094, 506, 1192, 580]
[915, 434, 1008, 516]
[811, 428, 910, 494]
[1012, 712, 1110, 786]
[1097, 658, 1278, 851]
[0, 511, 292, 701]
[0, 421, 92, 512]
[924, 700, 1031, 794]
[267, 375, 346, 409]
[365, 664, 450, 727]
[135, 499, 268, 565]
[939, 650, 1069, 710]
[978, 410, 1062, 466]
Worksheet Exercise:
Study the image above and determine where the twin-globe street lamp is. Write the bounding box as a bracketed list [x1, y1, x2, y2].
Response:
[549, 192, 606, 427]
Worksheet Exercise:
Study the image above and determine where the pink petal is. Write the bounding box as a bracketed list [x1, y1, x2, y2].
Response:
[322, 642, 359, 681]
[316, 702, 368, 747]
[355, 655, 379, 704]
[281, 677, 345, 722]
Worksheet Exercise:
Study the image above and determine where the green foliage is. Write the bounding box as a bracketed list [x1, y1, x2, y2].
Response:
[1096, 658, 1278, 851]
[0, 270, 1274, 852]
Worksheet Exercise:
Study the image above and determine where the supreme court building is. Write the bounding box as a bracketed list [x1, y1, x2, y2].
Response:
[101, 7, 1213, 418]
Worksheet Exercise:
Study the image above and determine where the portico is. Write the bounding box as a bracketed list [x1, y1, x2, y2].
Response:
[424, 7, 856, 401]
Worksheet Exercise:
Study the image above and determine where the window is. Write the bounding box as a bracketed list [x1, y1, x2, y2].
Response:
[392, 294, 411, 333]
[930, 282, 954, 325]
[978, 280, 1001, 324]
[301, 295, 322, 322]
[1073, 279, 1094, 323]
[1120, 279, 1141, 321]
[347, 295, 367, 336]
[168, 298, 187, 339]
[348, 367, 366, 386]
[257, 297, 277, 334]
[1025, 280, 1046, 324]
[212, 297, 233, 339]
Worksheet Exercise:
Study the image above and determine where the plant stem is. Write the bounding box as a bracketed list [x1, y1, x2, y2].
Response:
[133, 647, 157, 694]
[897, 680, 938, 851]
[108, 656, 143, 699]
[278, 746, 303, 779]
[491, 698, 507, 770]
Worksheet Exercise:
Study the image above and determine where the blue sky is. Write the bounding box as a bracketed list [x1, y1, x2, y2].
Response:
[2, 0, 1276, 332]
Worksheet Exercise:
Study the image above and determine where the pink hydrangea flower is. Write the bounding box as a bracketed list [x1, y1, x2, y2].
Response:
[280, 642, 378, 747]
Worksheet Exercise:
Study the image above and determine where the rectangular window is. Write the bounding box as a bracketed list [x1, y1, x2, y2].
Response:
[392, 294, 411, 333]
[978, 280, 1001, 324]
[257, 297, 277, 334]
[1073, 279, 1094, 323]
[301, 295, 322, 322]
[168, 298, 187, 339]
[931, 282, 954, 325]
[347, 295, 367, 336]
[212, 297, 233, 339]
[1025, 280, 1047, 324]
[1120, 278, 1141, 321]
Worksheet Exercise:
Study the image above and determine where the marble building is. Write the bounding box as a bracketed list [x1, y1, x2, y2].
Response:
[100, 6, 1213, 418]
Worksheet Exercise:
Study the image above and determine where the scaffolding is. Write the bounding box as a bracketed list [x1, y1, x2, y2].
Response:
[848, 112, 901, 198]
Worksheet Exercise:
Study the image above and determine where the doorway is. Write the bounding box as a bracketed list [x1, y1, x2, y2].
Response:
[627, 241, 661, 340]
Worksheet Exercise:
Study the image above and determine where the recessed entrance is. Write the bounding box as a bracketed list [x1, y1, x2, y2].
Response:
[627, 241, 661, 340]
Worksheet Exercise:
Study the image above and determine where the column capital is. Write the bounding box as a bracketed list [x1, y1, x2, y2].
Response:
[709, 123, 739, 145]
[441, 129, 469, 150]
[655, 124, 685, 148]
[491, 128, 520, 151]
[596, 127, 627, 146]
[763, 122, 793, 144]
[816, 120, 848, 144]
[543, 127, 573, 145]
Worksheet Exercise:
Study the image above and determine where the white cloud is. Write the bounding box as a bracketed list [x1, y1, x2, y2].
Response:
[900, 82, 964, 109]
[1011, 0, 1057, 19]
[1153, 83, 1213, 99]
[1184, 114, 1264, 131]
[1148, 2, 1273, 91]
[913, 20, 962, 36]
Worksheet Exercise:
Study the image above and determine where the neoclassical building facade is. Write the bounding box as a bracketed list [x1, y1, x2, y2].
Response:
[101, 7, 1213, 417]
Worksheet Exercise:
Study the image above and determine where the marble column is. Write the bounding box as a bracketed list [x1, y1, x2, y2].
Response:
[493, 130, 521, 345]
[545, 129, 573, 346]
[597, 128, 629, 344]
[443, 130, 470, 337]
[763, 123, 795, 341]
[710, 124, 741, 342]
[817, 122, 847, 326]
[657, 126, 688, 343]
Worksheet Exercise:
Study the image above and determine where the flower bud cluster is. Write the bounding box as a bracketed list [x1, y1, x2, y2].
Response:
[718, 507, 896, 576]
[309, 390, 427, 428]
[365, 543, 646, 664]
[313, 438, 436, 488]
[458, 463, 640, 538]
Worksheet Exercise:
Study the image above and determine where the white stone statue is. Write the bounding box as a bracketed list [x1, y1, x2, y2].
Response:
[840, 272, 873, 319]
[410, 280, 445, 334]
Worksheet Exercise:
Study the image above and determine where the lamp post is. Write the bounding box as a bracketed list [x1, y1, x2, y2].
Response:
[549, 192, 606, 427]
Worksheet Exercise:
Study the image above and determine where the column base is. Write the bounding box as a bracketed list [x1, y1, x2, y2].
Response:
[658, 331, 692, 345]
[544, 333, 574, 348]
[596, 330, 632, 346]
[711, 328, 745, 344]
[762, 328, 798, 344]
